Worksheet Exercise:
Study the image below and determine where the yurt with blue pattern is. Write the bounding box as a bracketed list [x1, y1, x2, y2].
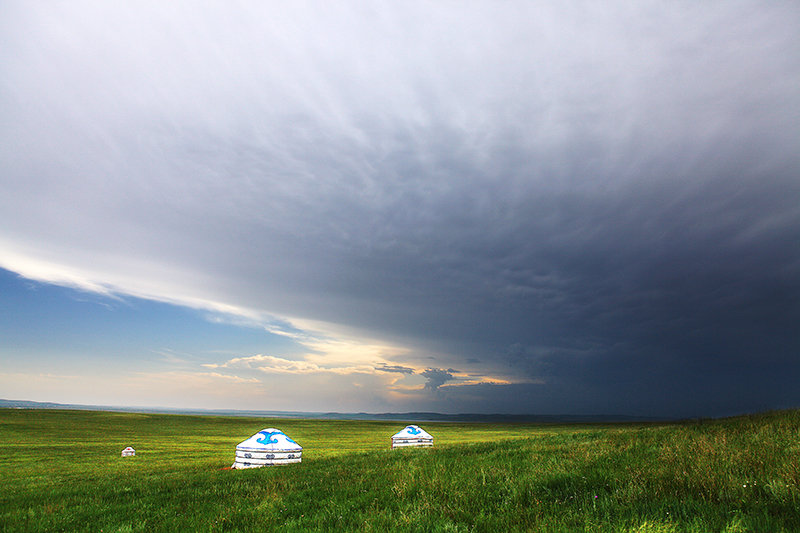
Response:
[232, 428, 302, 468]
[391, 425, 433, 448]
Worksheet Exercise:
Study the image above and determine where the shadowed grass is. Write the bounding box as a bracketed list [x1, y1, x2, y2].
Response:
[1, 409, 799, 531]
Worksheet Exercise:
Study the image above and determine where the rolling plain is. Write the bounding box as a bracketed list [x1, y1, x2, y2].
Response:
[1, 408, 799, 532]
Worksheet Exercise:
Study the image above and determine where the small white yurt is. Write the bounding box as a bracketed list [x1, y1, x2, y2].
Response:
[121, 446, 136, 457]
[232, 428, 302, 468]
[391, 425, 433, 448]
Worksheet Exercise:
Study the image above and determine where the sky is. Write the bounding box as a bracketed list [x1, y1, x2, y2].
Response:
[1, 1, 798, 418]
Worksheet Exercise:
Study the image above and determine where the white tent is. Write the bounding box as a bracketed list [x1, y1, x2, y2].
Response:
[232, 428, 302, 468]
[391, 425, 433, 448]
[121, 446, 136, 457]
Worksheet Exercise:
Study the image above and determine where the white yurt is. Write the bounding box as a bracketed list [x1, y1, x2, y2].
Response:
[391, 425, 433, 448]
[121, 446, 136, 457]
[232, 428, 302, 468]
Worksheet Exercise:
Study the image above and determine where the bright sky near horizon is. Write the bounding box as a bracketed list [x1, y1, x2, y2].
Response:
[1, 2, 798, 417]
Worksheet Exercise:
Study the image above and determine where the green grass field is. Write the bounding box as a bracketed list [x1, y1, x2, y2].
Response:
[1, 408, 799, 532]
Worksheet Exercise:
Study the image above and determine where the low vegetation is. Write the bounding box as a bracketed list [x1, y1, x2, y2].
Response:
[1, 408, 799, 531]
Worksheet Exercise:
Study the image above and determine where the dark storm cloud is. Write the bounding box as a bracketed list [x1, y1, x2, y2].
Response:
[1, 1, 799, 415]
[421, 369, 458, 392]
[375, 364, 416, 375]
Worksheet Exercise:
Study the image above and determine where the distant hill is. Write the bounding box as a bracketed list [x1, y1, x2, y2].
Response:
[0, 398, 666, 423]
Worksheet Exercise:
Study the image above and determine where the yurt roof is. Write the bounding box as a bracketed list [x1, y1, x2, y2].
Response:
[236, 428, 302, 452]
[391, 425, 433, 439]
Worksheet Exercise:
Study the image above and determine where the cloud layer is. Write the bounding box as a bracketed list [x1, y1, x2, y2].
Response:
[1, 2, 799, 416]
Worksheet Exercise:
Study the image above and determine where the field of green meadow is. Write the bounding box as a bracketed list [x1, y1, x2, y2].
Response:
[1, 408, 799, 532]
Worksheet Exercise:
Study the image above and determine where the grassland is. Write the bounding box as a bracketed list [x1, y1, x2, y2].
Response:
[1, 408, 799, 532]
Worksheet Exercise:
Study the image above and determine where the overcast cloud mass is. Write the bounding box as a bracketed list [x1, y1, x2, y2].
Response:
[1, 1, 798, 417]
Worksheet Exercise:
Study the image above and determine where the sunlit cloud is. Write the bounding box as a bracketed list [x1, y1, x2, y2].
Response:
[0, 244, 265, 323]
[204, 354, 374, 376]
[195, 372, 260, 384]
[0, 247, 120, 299]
